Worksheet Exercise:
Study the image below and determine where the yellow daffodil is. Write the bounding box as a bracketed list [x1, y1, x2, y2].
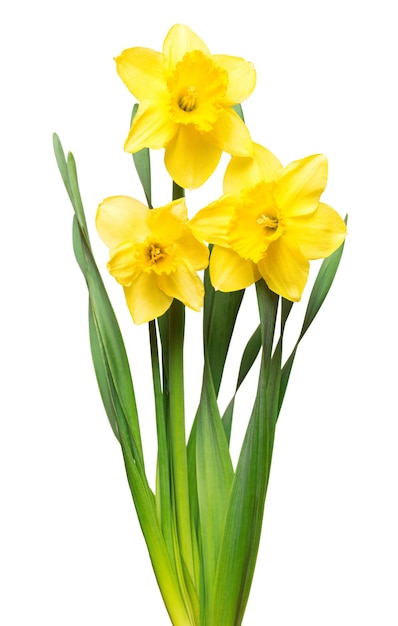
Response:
[96, 196, 209, 324]
[190, 143, 346, 301]
[115, 24, 256, 189]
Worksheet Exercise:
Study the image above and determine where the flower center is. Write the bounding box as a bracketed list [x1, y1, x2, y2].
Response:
[257, 214, 279, 234]
[178, 86, 198, 112]
[167, 50, 228, 131]
[228, 183, 284, 263]
[146, 243, 166, 265]
[140, 240, 176, 275]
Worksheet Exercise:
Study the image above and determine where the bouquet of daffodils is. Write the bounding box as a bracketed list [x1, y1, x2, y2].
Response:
[54, 24, 346, 626]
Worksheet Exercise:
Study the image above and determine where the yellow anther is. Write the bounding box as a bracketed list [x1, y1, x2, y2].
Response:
[148, 244, 165, 264]
[257, 214, 278, 230]
[178, 86, 198, 112]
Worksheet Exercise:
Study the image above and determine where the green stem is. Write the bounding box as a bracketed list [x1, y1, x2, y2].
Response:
[149, 321, 175, 564]
[168, 299, 195, 582]
[168, 181, 199, 618]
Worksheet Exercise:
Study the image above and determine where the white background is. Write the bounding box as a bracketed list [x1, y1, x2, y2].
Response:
[1, 0, 397, 624]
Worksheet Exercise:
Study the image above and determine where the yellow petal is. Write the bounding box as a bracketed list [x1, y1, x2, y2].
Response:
[286, 202, 346, 259]
[107, 242, 141, 286]
[124, 102, 176, 153]
[168, 197, 188, 221]
[96, 196, 149, 248]
[277, 154, 328, 217]
[189, 195, 237, 246]
[257, 239, 309, 301]
[210, 245, 260, 291]
[115, 47, 165, 100]
[165, 125, 222, 189]
[174, 231, 209, 270]
[124, 273, 172, 324]
[158, 262, 204, 311]
[208, 108, 253, 157]
[147, 199, 187, 241]
[212, 54, 256, 104]
[224, 143, 283, 194]
[163, 24, 210, 72]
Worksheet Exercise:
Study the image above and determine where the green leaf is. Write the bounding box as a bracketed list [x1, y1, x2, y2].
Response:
[209, 282, 280, 626]
[54, 133, 144, 471]
[88, 303, 120, 441]
[53, 133, 90, 245]
[72, 216, 144, 463]
[279, 228, 347, 410]
[53, 133, 74, 206]
[76, 222, 196, 625]
[195, 359, 234, 621]
[302, 223, 347, 336]
[54, 136, 194, 625]
[67, 152, 90, 242]
[119, 432, 194, 626]
[149, 321, 173, 556]
[203, 266, 244, 397]
[222, 324, 261, 443]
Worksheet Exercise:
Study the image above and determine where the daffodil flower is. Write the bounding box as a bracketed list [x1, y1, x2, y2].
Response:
[115, 24, 256, 189]
[190, 143, 346, 301]
[96, 196, 209, 323]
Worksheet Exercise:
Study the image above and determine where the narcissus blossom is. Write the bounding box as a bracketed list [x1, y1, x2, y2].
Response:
[96, 197, 209, 324]
[115, 24, 255, 189]
[190, 144, 346, 301]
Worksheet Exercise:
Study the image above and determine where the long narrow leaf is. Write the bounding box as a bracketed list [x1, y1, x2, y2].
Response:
[302, 222, 347, 336]
[54, 135, 194, 625]
[196, 359, 234, 621]
[88, 303, 120, 441]
[54, 133, 144, 464]
[279, 231, 347, 410]
[203, 266, 244, 396]
[89, 294, 193, 626]
[53, 133, 90, 245]
[209, 282, 280, 626]
[222, 324, 261, 443]
[149, 321, 174, 557]
[67, 152, 90, 241]
[72, 217, 144, 464]
[53, 134, 75, 209]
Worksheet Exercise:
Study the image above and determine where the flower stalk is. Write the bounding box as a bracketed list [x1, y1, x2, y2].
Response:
[167, 299, 195, 583]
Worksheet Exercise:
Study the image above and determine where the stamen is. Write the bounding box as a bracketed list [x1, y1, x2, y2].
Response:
[147, 244, 165, 264]
[178, 86, 198, 112]
[257, 214, 279, 230]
